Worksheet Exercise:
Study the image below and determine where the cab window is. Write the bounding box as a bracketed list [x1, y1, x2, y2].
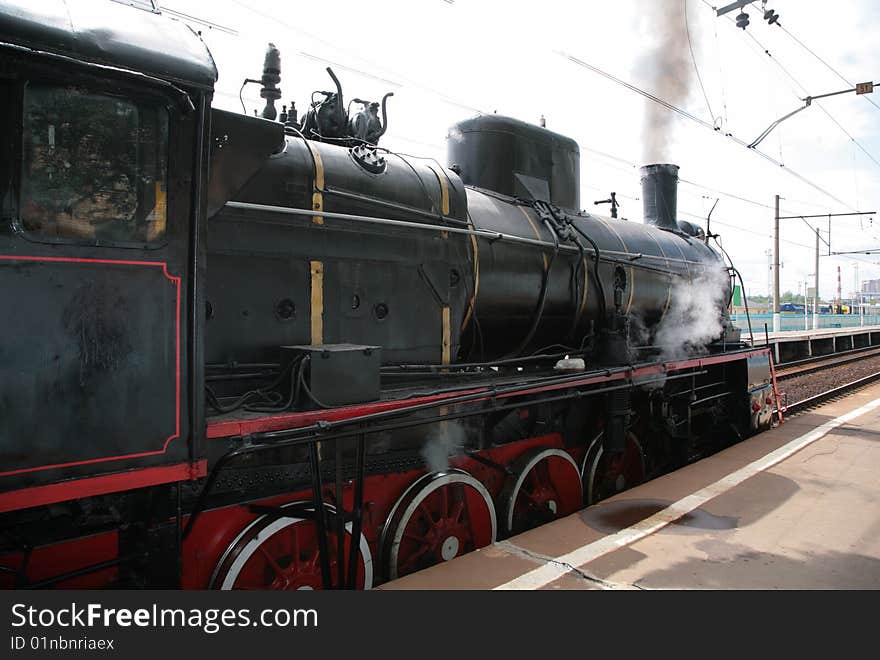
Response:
[20, 84, 168, 245]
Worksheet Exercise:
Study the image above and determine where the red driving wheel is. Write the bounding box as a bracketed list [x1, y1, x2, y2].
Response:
[582, 432, 646, 505]
[211, 502, 373, 590]
[501, 448, 583, 536]
[382, 470, 496, 581]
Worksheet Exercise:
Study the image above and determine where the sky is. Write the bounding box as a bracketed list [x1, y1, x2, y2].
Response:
[155, 0, 880, 302]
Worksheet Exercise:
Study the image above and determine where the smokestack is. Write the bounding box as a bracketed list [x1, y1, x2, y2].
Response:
[640, 163, 679, 231]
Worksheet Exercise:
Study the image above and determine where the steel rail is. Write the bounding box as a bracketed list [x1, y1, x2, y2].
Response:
[776, 345, 880, 380]
[777, 370, 880, 417]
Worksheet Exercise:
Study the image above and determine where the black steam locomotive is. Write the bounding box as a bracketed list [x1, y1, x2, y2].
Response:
[0, 0, 775, 589]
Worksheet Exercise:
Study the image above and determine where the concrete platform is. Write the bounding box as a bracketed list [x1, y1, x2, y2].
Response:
[382, 382, 880, 590]
[743, 324, 880, 363]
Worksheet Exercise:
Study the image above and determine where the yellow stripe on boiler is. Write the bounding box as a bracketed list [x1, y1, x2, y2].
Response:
[310, 260, 323, 345]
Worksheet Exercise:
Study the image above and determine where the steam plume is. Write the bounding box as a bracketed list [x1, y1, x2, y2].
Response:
[421, 421, 466, 473]
[634, 1, 696, 163]
[654, 263, 730, 361]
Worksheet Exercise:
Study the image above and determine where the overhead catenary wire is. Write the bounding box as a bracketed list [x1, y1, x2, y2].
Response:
[702, 0, 880, 177]
[584, 147, 876, 261]
[738, 29, 880, 171]
[556, 50, 851, 208]
[161, 6, 239, 35]
[183, 0, 864, 215]
[162, 1, 481, 114]
[583, 143, 831, 218]
[684, 0, 719, 125]
[714, 14, 880, 193]
[171, 1, 879, 279]
[711, 4, 730, 127]
[775, 23, 880, 114]
[223, 0, 486, 114]
[584, 143, 759, 207]
[173, 0, 862, 219]
[678, 209, 817, 250]
[224, 45, 848, 237]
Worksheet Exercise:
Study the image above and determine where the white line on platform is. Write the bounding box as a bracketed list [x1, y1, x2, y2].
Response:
[494, 394, 880, 590]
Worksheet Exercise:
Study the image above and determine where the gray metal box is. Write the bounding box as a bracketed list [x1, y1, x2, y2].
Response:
[281, 344, 381, 407]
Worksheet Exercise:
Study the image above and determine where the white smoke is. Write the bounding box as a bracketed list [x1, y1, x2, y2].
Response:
[654, 263, 730, 361]
[446, 128, 465, 144]
[421, 420, 466, 473]
[634, 1, 696, 163]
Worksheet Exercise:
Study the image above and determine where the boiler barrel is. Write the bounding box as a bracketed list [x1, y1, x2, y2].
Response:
[465, 187, 725, 357]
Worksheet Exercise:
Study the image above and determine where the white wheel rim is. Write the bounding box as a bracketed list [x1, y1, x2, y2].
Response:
[504, 448, 581, 534]
[583, 433, 646, 505]
[211, 501, 373, 590]
[386, 470, 496, 581]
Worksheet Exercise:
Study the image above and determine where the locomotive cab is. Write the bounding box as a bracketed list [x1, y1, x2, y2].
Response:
[0, 0, 215, 510]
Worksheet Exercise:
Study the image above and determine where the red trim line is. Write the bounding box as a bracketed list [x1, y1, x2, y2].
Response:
[0, 255, 182, 476]
[207, 387, 488, 438]
[0, 461, 206, 514]
[0, 255, 170, 268]
[663, 348, 771, 372]
[168, 272, 182, 449]
[207, 349, 772, 439]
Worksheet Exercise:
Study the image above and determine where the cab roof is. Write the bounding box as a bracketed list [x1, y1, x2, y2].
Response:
[0, 0, 217, 89]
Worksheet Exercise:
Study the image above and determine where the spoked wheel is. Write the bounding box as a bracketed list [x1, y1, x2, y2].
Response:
[500, 448, 583, 536]
[382, 470, 496, 581]
[210, 502, 373, 590]
[581, 431, 646, 505]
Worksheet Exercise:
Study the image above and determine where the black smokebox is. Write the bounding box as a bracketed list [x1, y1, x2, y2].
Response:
[640, 163, 679, 231]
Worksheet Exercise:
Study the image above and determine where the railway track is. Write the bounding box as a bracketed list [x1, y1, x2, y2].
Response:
[775, 345, 880, 380]
[768, 343, 880, 418]
[778, 369, 880, 417]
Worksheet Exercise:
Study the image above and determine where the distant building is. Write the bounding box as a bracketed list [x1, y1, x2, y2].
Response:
[862, 278, 880, 296]
[732, 299, 770, 314]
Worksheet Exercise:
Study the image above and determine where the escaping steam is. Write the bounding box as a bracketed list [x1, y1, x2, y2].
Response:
[446, 128, 465, 144]
[421, 420, 466, 473]
[653, 263, 730, 361]
[634, 1, 696, 163]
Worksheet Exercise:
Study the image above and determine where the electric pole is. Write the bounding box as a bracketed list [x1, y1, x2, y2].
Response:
[814, 228, 820, 330]
[774, 203, 874, 331]
[837, 265, 842, 312]
[855, 263, 863, 326]
[773, 194, 781, 332]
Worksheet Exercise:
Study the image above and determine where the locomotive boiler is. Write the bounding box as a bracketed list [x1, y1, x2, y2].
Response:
[0, 0, 774, 590]
[208, 103, 733, 369]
